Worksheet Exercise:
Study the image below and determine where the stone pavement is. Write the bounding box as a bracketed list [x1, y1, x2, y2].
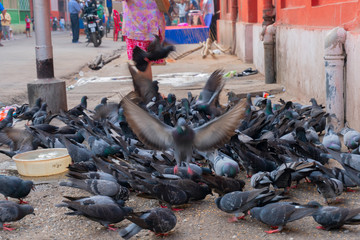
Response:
[0, 30, 284, 109]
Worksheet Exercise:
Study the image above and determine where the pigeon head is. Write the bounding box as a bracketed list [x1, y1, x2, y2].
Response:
[214, 197, 222, 209]
[116, 200, 125, 207]
[199, 183, 213, 196]
[167, 93, 176, 104]
[249, 207, 262, 220]
[307, 201, 322, 208]
[100, 97, 108, 104]
[19, 204, 35, 217]
[176, 118, 187, 134]
[222, 163, 239, 178]
[35, 97, 42, 107]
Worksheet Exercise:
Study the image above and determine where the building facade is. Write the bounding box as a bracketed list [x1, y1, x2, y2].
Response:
[217, 0, 360, 129]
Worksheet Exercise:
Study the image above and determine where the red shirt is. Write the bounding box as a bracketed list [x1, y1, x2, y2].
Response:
[25, 17, 31, 28]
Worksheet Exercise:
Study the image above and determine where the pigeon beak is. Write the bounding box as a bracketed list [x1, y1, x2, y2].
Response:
[32, 186, 36, 191]
[32, 213, 36, 216]
[247, 210, 251, 215]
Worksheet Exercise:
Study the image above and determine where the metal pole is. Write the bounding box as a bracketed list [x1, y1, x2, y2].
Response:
[34, 0, 54, 79]
[263, 24, 276, 84]
[27, 0, 68, 112]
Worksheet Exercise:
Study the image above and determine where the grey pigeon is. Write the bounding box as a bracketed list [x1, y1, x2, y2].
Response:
[250, 202, 318, 233]
[56, 195, 124, 208]
[0, 201, 34, 231]
[203, 151, 240, 178]
[193, 69, 225, 118]
[215, 188, 276, 222]
[66, 170, 118, 183]
[119, 208, 177, 239]
[61, 136, 93, 163]
[121, 96, 246, 175]
[16, 97, 42, 122]
[128, 64, 161, 104]
[311, 176, 343, 204]
[342, 124, 360, 151]
[57, 196, 132, 230]
[0, 175, 34, 204]
[32, 103, 47, 125]
[59, 178, 130, 201]
[322, 124, 341, 151]
[308, 201, 360, 230]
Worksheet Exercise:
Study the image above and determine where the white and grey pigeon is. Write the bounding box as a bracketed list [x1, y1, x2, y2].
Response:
[341, 124, 360, 151]
[59, 177, 130, 201]
[121, 96, 246, 175]
[200, 150, 240, 178]
[322, 124, 341, 151]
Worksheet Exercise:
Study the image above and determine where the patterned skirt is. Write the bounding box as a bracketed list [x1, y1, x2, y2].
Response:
[125, 37, 165, 64]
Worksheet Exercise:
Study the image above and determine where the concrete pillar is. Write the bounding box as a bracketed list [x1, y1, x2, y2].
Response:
[324, 27, 346, 131]
[263, 24, 276, 84]
[27, 0, 67, 112]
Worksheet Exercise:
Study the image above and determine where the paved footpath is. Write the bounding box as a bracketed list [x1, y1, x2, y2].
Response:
[0, 31, 123, 105]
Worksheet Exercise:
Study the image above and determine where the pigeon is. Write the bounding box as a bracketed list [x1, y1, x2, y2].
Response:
[32, 102, 47, 125]
[310, 176, 343, 204]
[119, 208, 177, 239]
[57, 196, 132, 230]
[195, 173, 245, 196]
[0, 175, 34, 204]
[61, 136, 93, 163]
[250, 202, 318, 233]
[121, 96, 246, 175]
[66, 170, 118, 184]
[67, 95, 88, 117]
[0, 108, 15, 130]
[59, 177, 130, 201]
[203, 151, 240, 178]
[215, 188, 277, 222]
[128, 64, 161, 105]
[132, 35, 175, 72]
[342, 124, 360, 151]
[0, 201, 34, 231]
[322, 123, 341, 151]
[132, 178, 189, 209]
[94, 97, 108, 113]
[307, 201, 360, 230]
[16, 97, 42, 122]
[193, 69, 225, 118]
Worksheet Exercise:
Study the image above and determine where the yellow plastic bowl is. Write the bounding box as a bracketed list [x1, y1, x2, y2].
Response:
[13, 148, 72, 177]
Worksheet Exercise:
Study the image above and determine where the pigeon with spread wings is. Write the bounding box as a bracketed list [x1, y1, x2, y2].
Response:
[121, 96, 246, 175]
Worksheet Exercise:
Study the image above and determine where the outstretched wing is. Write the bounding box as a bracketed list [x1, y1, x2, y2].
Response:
[194, 100, 246, 151]
[121, 96, 174, 150]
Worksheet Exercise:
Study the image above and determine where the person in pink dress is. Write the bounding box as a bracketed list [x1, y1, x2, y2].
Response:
[122, 0, 166, 65]
[25, 15, 31, 37]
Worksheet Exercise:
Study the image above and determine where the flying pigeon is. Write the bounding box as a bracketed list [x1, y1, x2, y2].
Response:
[121, 96, 246, 175]
[132, 35, 175, 72]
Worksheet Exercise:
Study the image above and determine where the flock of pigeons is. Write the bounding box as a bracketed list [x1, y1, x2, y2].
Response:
[0, 36, 360, 237]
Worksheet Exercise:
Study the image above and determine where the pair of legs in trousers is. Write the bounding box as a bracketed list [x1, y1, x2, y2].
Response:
[70, 13, 79, 43]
